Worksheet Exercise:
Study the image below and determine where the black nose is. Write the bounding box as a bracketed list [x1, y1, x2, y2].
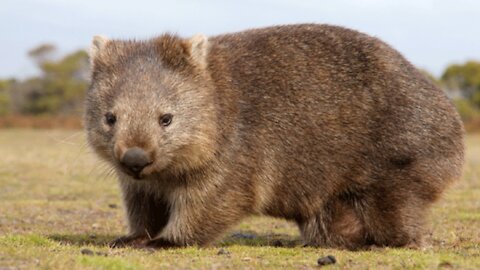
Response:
[121, 147, 151, 175]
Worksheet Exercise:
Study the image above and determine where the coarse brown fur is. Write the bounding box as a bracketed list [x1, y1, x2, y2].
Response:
[85, 24, 465, 250]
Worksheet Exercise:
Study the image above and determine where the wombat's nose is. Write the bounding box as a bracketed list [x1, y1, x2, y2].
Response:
[121, 147, 151, 174]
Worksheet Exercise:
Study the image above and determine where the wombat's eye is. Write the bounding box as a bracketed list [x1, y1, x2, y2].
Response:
[159, 113, 173, 126]
[105, 112, 117, 126]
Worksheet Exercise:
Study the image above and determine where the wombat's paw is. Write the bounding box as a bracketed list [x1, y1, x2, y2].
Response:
[366, 244, 384, 251]
[145, 238, 180, 249]
[404, 239, 425, 250]
[109, 235, 147, 248]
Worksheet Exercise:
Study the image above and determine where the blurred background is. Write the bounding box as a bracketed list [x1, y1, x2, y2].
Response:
[1, 0, 480, 130]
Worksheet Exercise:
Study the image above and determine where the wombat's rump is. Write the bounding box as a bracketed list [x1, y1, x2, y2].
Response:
[85, 24, 464, 250]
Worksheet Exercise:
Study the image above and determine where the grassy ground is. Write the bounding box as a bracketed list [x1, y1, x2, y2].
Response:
[0, 129, 479, 269]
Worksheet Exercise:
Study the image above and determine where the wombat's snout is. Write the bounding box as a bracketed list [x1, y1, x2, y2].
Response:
[121, 147, 152, 177]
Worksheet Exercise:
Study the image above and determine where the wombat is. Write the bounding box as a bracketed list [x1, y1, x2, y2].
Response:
[85, 24, 464, 250]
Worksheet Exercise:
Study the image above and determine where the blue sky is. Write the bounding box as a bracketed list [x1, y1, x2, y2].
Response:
[1, 0, 479, 78]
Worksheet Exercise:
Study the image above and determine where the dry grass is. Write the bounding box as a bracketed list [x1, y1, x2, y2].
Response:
[0, 115, 82, 129]
[0, 129, 479, 269]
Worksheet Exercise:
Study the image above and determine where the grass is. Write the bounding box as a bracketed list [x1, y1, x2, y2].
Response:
[0, 129, 479, 269]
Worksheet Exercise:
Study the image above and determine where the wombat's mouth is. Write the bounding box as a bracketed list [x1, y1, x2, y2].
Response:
[119, 164, 153, 180]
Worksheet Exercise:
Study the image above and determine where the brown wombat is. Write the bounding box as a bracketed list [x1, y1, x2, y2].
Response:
[85, 24, 464, 250]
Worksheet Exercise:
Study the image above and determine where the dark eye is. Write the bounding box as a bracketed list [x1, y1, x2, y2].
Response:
[159, 113, 173, 126]
[105, 112, 116, 126]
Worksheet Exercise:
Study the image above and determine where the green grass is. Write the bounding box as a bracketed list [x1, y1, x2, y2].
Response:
[0, 129, 479, 269]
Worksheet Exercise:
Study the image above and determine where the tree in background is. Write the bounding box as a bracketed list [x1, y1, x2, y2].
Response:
[28, 44, 57, 65]
[0, 79, 13, 116]
[34, 49, 89, 114]
[441, 61, 480, 106]
[440, 61, 480, 124]
[6, 44, 89, 115]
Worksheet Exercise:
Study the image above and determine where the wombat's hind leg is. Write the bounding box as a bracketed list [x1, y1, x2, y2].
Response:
[298, 199, 368, 250]
[361, 190, 427, 249]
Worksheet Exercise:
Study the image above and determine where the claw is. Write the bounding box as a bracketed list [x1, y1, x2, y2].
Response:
[109, 235, 147, 248]
[145, 238, 179, 249]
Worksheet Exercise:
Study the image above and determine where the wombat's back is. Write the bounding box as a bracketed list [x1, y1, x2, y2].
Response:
[207, 24, 464, 247]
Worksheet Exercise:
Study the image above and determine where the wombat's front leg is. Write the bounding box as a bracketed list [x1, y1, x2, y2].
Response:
[111, 188, 170, 248]
[144, 187, 249, 248]
[110, 234, 146, 248]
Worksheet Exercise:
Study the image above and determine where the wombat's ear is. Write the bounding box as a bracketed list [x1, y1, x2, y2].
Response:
[188, 34, 209, 69]
[89, 35, 110, 66]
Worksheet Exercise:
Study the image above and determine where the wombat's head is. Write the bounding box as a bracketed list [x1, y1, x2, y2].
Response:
[85, 34, 218, 180]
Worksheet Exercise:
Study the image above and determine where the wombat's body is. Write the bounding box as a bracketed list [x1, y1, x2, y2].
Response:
[85, 24, 464, 250]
